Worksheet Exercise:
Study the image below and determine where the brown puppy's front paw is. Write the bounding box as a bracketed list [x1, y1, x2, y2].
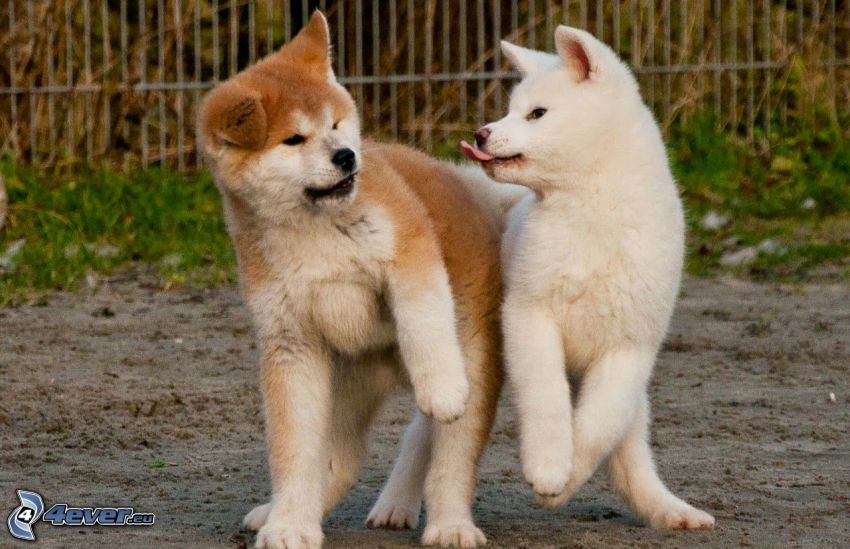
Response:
[415, 371, 469, 423]
[422, 520, 486, 548]
[254, 520, 323, 549]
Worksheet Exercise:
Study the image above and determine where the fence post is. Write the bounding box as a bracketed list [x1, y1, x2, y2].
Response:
[1, 0, 848, 170]
[0, 174, 6, 231]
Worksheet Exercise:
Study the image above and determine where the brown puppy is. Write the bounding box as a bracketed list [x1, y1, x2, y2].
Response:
[197, 11, 503, 549]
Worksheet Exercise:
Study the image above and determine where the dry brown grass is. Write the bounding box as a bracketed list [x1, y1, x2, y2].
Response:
[1, 0, 847, 170]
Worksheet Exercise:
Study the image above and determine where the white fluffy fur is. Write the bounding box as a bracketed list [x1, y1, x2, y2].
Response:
[482, 26, 715, 529]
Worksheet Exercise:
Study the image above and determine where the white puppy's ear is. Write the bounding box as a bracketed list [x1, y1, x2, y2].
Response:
[501, 40, 551, 78]
[554, 26, 598, 82]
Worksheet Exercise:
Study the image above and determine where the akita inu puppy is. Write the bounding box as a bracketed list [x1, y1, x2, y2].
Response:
[460, 27, 715, 530]
[198, 12, 503, 549]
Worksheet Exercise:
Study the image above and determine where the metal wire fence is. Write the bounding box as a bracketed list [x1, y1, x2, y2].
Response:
[1, 0, 848, 170]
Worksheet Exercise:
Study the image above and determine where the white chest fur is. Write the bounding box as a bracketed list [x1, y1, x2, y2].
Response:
[248, 206, 397, 355]
[504, 182, 684, 370]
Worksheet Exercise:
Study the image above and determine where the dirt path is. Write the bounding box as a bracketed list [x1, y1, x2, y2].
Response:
[1, 278, 848, 548]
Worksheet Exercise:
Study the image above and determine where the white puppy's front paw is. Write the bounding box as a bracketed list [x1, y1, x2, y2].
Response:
[366, 496, 421, 530]
[523, 454, 572, 498]
[255, 520, 323, 549]
[414, 371, 469, 423]
[243, 502, 272, 530]
[422, 519, 486, 548]
[649, 503, 715, 530]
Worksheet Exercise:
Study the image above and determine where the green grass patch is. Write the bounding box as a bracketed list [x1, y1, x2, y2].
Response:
[672, 114, 850, 218]
[672, 112, 850, 280]
[146, 459, 178, 469]
[0, 162, 235, 304]
[1, 111, 848, 302]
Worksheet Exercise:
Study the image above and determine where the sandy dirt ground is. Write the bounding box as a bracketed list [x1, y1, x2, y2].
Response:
[1, 277, 848, 548]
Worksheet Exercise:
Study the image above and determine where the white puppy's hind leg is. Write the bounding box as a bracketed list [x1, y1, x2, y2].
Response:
[322, 356, 397, 515]
[536, 347, 653, 509]
[609, 394, 715, 530]
[503, 300, 573, 497]
[367, 411, 432, 530]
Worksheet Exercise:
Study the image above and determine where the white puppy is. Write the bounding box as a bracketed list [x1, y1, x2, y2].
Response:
[460, 26, 715, 530]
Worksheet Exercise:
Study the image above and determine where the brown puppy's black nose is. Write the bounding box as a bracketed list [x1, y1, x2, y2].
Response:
[474, 127, 490, 147]
[332, 148, 356, 172]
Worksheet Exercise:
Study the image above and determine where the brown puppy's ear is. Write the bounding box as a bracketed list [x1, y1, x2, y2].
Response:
[199, 81, 267, 151]
[281, 10, 331, 74]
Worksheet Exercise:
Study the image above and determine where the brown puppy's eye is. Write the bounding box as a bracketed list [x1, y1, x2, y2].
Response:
[527, 108, 547, 120]
[332, 121, 339, 130]
[283, 134, 305, 146]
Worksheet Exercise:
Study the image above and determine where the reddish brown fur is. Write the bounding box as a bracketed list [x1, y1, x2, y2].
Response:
[197, 12, 355, 176]
[197, 11, 504, 546]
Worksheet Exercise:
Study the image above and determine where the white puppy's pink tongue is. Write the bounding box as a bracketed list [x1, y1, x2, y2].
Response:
[459, 140, 495, 162]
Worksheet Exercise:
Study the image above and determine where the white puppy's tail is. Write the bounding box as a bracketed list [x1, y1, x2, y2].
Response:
[449, 163, 531, 232]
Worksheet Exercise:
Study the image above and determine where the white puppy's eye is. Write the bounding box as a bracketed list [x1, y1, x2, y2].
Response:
[527, 108, 547, 120]
[332, 121, 339, 130]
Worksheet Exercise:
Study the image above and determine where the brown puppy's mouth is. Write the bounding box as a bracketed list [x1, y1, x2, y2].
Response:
[305, 173, 357, 201]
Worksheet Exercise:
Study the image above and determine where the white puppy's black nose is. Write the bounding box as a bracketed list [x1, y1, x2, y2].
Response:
[474, 127, 490, 147]
[332, 148, 356, 173]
